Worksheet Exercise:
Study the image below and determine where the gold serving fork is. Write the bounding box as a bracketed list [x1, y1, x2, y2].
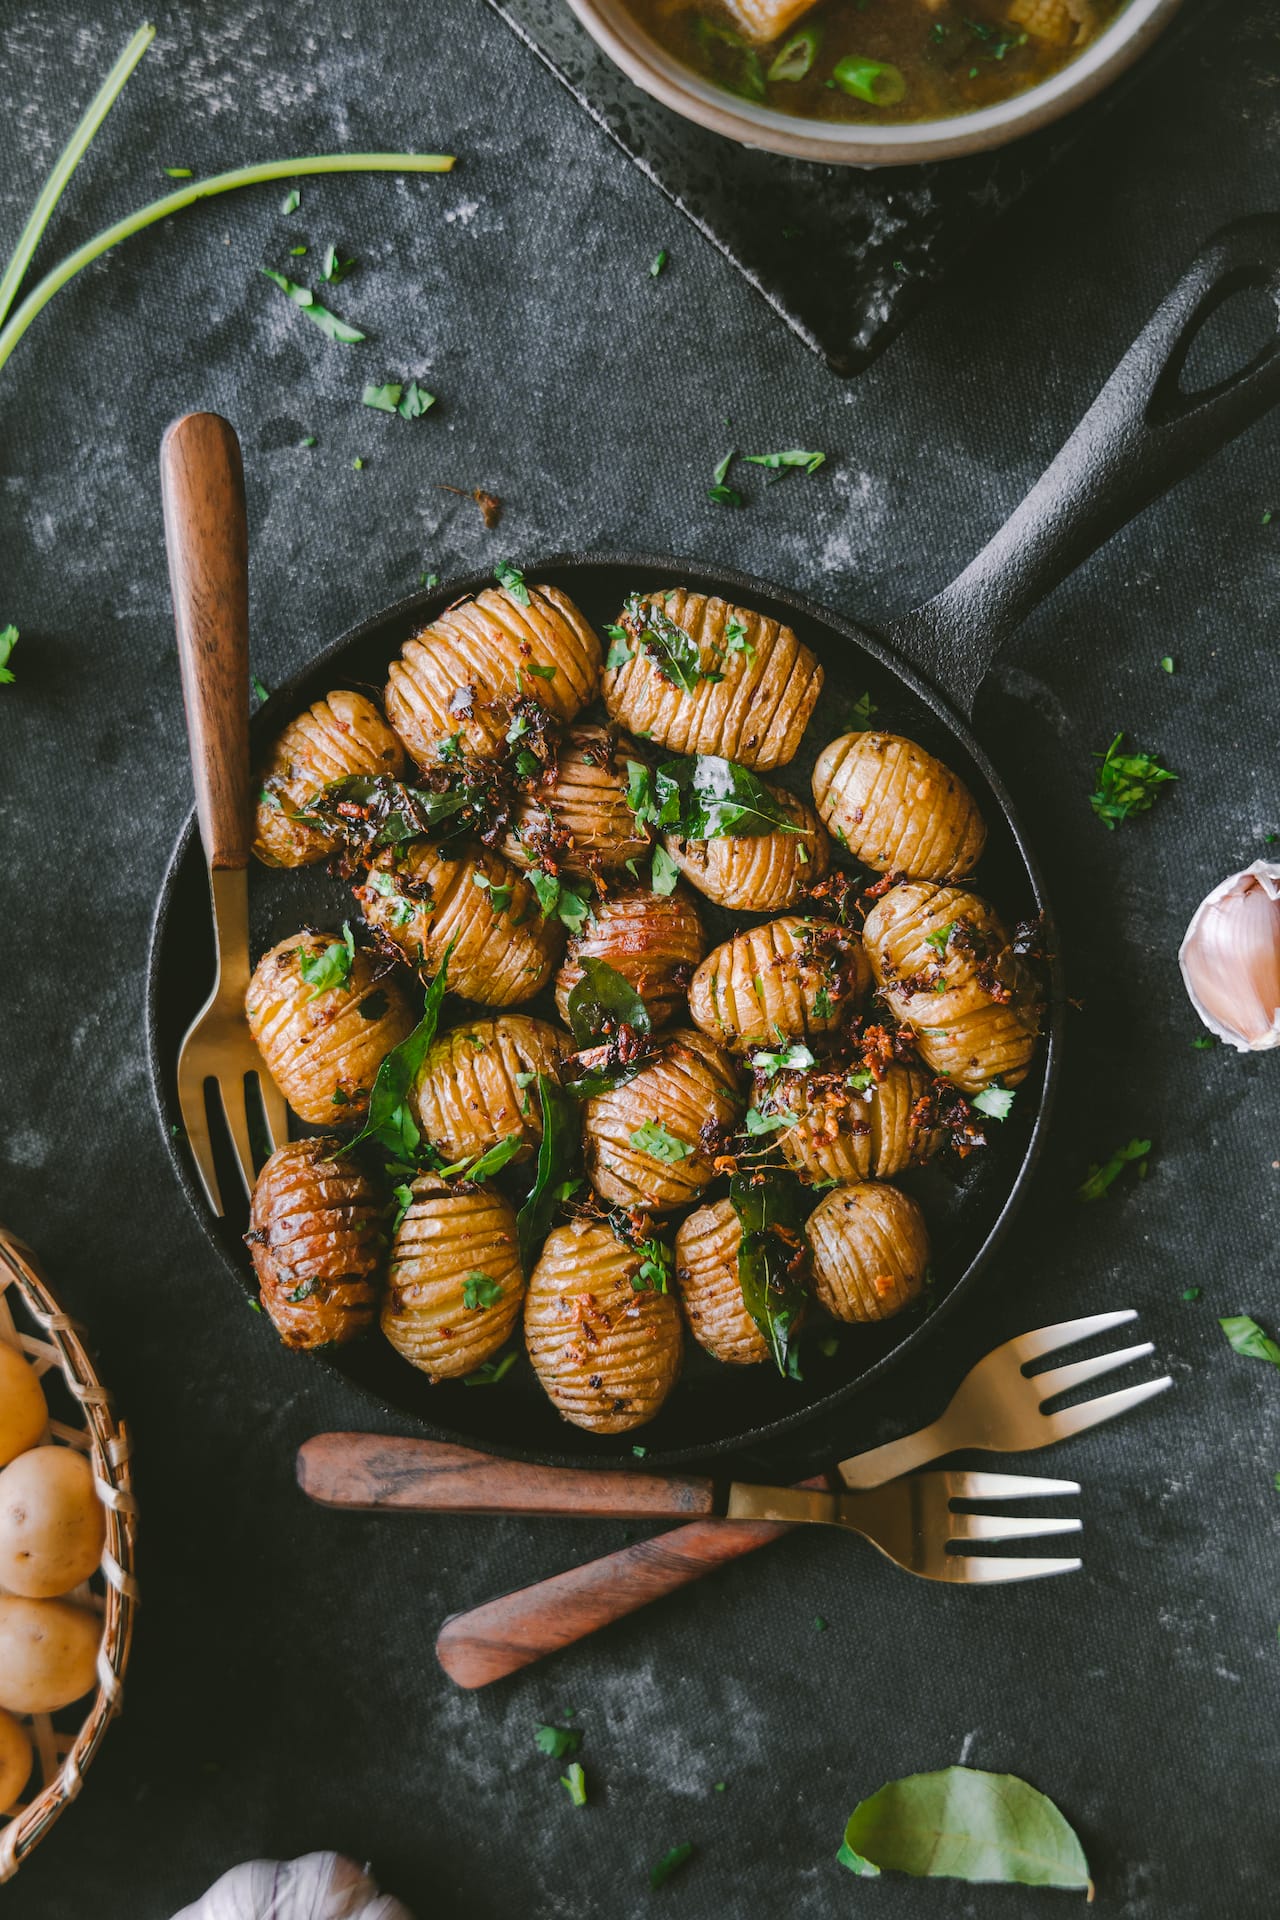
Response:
[160, 413, 287, 1214]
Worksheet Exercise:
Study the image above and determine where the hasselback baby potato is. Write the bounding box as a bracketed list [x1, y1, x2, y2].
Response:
[246, 931, 416, 1124]
[356, 840, 561, 1004]
[601, 589, 823, 771]
[582, 1028, 743, 1212]
[863, 883, 1041, 1092]
[382, 1172, 523, 1381]
[412, 1015, 569, 1166]
[665, 782, 831, 912]
[804, 1182, 930, 1323]
[688, 915, 871, 1054]
[384, 583, 601, 763]
[525, 1219, 682, 1432]
[254, 691, 406, 868]
[751, 1059, 944, 1187]
[811, 732, 986, 882]
[674, 1200, 769, 1366]
[554, 883, 706, 1030]
[247, 1138, 385, 1349]
[501, 724, 652, 876]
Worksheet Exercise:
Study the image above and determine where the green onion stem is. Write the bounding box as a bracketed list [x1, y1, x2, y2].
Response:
[0, 151, 455, 377]
[0, 21, 156, 330]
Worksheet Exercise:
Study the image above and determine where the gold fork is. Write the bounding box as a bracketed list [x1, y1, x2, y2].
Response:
[160, 413, 288, 1215]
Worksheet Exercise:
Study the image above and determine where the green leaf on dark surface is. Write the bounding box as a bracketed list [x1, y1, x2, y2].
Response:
[730, 1167, 809, 1377]
[712, 451, 735, 486]
[649, 249, 668, 277]
[707, 484, 743, 507]
[650, 843, 681, 894]
[1077, 1137, 1151, 1201]
[362, 380, 402, 412]
[517, 1076, 581, 1274]
[744, 448, 825, 476]
[0, 624, 17, 685]
[1220, 1315, 1280, 1370]
[250, 673, 270, 704]
[281, 187, 300, 214]
[604, 624, 632, 669]
[560, 1761, 588, 1807]
[321, 243, 356, 283]
[494, 560, 530, 605]
[299, 922, 355, 994]
[1089, 732, 1176, 829]
[630, 1119, 691, 1165]
[344, 947, 453, 1160]
[535, 1723, 582, 1759]
[398, 379, 436, 418]
[163, 166, 193, 178]
[260, 268, 365, 341]
[971, 1085, 1015, 1121]
[650, 1843, 694, 1889]
[849, 689, 877, 728]
[463, 1350, 517, 1387]
[620, 593, 704, 694]
[839, 1767, 1091, 1894]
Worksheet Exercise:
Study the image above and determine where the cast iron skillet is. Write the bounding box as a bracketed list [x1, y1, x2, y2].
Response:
[148, 216, 1280, 1467]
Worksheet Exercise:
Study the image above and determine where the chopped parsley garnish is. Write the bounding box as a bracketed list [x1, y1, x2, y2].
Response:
[463, 1272, 504, 1310]
[535, 1723, 582, 1759]
[440, 1132, 524, 1183]
[250, 673, 270, 703]
[362, 379, 436, 418]
[713, 451, 735, 486]
[924, 922, 954, 956]
[744, 448, 824, 476]
[299, 923, 355, 994]
[630, 1119, 691, 1164]
[632, 1237, 673, 1293]
[259, 268, 365, 342]
[494, 560, 530, 605]
[525, 660, 556, 680]
[707, 484, 743, 507]
[1077, 1137, 1151, 1201]
[529, 869, 592, 932]
[722, 617, 753, 663]
[363, 382, 403, 412]
[626, 754, 804, 842]
[651, 844, 681, 895]
[321, 244, 356, 284]
[650, 1844, 694, 1889]
[1219, 1315, 1280, 1370]
[463, 1351, 518, 1387]
[746, 1105, 798, 1136]
[560, 1761, 588, 1807]
[281, 187, 300, 214]
[1089, 733, 1176, 829]
[604, 624, 633, 669]
[750, 1041, 815, 1079]
[971, 1085, 1015, 1121]
[0, 624, 18, 685]
[649, 249, 668, 277]
[398, 380, 436, 418]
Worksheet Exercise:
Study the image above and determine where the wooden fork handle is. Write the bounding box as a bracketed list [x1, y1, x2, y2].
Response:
[160, 412, 252, 870]
[435, 1474, 827, 1688]
[296, 1433, 717, 1518]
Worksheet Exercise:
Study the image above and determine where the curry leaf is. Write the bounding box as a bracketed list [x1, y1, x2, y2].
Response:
[306, 773, 483, 848]
[730, 1167, 809, 1377]
[566, 958, 652, 1047]
[517, 1076, 581, 1273]
[744, 448, 824, 476]
[344, 947, 453, 1159]
[1089, 733, 1176, 829]
[651, 843, 681, 894]
[971, 1085, 1015, 1121]
[398, 379, 436, 418]
[1077, 1137, 1151, 1201]
[839, 1768, 1091, 1895]
[653, 755, 806, 841]
[621, 593, 704, 694]
[441, 1132, 524, 1183]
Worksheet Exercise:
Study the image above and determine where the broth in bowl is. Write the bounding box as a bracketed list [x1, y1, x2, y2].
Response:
[620, 0, 1128, 122]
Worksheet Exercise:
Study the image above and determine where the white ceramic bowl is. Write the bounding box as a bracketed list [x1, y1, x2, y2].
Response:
[562, 0, 1184, 166]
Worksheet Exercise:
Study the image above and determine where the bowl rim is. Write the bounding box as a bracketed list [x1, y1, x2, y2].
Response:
[561, 0, 1185, 164]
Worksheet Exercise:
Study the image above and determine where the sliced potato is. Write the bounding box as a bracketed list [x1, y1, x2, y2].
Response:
[0, 1596, 101, 1715]
[665, 780, 830, 912]
[245, 932, 416, 1125]
[601, 589, 822, 771]
[752, 1059, 944, 1186]
[688, 915, 870, 1053]
[501, 724, 652, 876]
[356, 840, 561, 1005]
[525, 1219, 682, 1432]
[674, 1200, 769, 1366]
[383, 1173, 523, 1381]
[0, 1447, 105, 1600]
[413, 1016, 569, 1167]
[254, 691, 405, 868]
[0, 1345, 46, 1469]
[385, 584, 601, 763]
[582, 1028, 743, 1212]
[811, 732, 986, 882]
[247, 1138, 385, 1350]
[554, 883, 706, 1030]
[804, 1182, 930, 1323]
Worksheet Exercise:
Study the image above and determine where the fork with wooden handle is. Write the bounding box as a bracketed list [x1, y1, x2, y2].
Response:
[299, 1310, 1170, 1687]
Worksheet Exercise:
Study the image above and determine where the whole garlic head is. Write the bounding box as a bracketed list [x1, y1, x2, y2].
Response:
[1179, 861, 1280, 1051]
[170, 1853, 414, 1920]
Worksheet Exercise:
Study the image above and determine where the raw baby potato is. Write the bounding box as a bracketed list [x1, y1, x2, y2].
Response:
[804, 1182, 930, 1323]
[245, 930, 416, 1124]
[356, 840, 560, 1004]
[247, 1139, 385, 1350]
[0, 1595, 101, 1715]
[254, 690, 405, 868]
[583, 1028, 743, 1212]
[382, 1173, 523, 1381]
[0, 1344, 46, 1467]
[0, 1707, 32, 1812]
[554, 883, 706, 1030]
[812, 732, 986, 881]
[0, 1446, 105, 1599]
[412, 1015, 569, 1167]
[689, 915, 870, 1053]
[525, 1219, 682, 1432]
[675, 1200, 769, 1366]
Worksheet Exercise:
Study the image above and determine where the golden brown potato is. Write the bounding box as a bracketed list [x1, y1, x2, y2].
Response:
[752, 1059, 944, 1186]
[247, 1138, 385, 1350]
[554, 884, 706, 1030]
[254, 691, 406, 868]
[382, 1173, 523, 1381]
[0, 1707, 32, 1812]
[811, 732, 986, 882]
[385, 584, 601, 763]
[582, 1028, 743, 1212]
[356, 840, 561, 1004]
[246, 932, 416, 1125]
[688, 915, 871, 1054]
[413, 1016, 569, 1167]
[501, 724, 652, 876]
[665, 781, 831, 912]
[1008, 0, 1090, 46]
[0, 1447, 105, 1599]
[0, 1596, 100, 1715]
[0, 1345, 46, 1469]
[674, 1200, 769, 1366]
[804, 1183, 930, 1324]
[601, 589, 823, 771]
[525, 1219, 682, 1432]
[863, 883, 1041, 1093]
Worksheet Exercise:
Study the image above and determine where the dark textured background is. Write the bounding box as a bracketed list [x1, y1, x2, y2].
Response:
[1, 2, 1278, 1915]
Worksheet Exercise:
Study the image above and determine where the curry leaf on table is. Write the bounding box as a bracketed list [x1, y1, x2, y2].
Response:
[838, 1767, 1092, 1895]
[730, 1167, 809, 1376]
[1089, 733, 1176, 829]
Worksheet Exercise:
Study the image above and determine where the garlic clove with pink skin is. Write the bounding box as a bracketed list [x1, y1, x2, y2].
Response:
[1179, 861, 1280, 1051]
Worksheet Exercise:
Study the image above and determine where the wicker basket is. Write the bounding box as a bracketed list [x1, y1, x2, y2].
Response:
[0, 1226, 139, 1881]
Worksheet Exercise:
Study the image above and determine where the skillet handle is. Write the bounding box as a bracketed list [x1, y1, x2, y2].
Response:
[887, 214, 1280, 716]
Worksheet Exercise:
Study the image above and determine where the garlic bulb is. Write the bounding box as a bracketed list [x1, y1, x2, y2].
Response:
[1179, 861, 1280, 1051]
[171, 1853, 414, 1920]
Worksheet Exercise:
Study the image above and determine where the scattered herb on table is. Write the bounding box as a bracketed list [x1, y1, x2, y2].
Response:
[260, 268, 366, 342]
[1181, 1287, 1202, 1301]
[163, 165, 192, 177]
[1077, 1136, 1151, 1201]
[650, 1844, 695, 1889]
[630, 1119, 691, 1164]
[494, 560, 530, 605]
[362, 381, 402, 412]
[838, 1767, 1091, 1894]
[321, 244, 356, 284]
[398, 380, 435, 418]
[1089, 732, 1176, 829]
[649, 249, 667, 277]
[281, 187, 300, 214]
[1220, 1314, 1280, 1370]
[560, 1761, 588, 1807]
[712, 451, 735, 486]
[0, 624, 17, 685]
[744, 448, 825, 477]
[250, 673, 269, 704]
[1160, 655, 1175, 673]
[1192, 1034, 1218, 1050]
[299, 923, 355, 994]
[708, 484, 743, 507]
[535, 1723, 582, 1759]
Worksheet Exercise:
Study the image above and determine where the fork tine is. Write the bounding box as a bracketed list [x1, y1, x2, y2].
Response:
[1040, 1374, 1173, 1441]
[1011, 1308, 1138, 1363]
[253, 1069, 290, 1156]
[1034, 1340, 1154, 1402]
[951, 1511, 1082, 1543]
[213, 1076, 257, 1204]
[177, 1074, 223, 1218]
[949, 1554, 1082, 1584]
[946, 1471, 1080, 1499]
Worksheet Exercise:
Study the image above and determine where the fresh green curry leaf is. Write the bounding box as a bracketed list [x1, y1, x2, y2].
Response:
[839, 1767, 1091, 1895]
[441, 1132, 524, 1184]
[362, 380, 402, 412]
[620, 593, 704, 694]
[566, 958, 652, 1048]
[463, 1350, 517, 1387]
[398, 379, 435, 418]
[651, 755, 807, 841]
[744, 448, 824, 476]
[650, 843, 681, 894]
[730, 1167, 809, 1377]
[535, 1723, 582, 1759]
[517, 1076, 581, 1274]
[343, 946, 453, 1159]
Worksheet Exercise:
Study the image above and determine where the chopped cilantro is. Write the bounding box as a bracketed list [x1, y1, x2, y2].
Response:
[281, 187, 300, 214]
[1089, 733, 1176, 829]
[0, 624, 18, 685]
[535, 1723, 581, 1758]
[649, 249, 668, 277]
[1220, 1315, 1280, 1370]
[924, 922, 954, 957]
[971, 1085, 1015, 1121]
[744, 448, 824, 476]
[630, 1119, 691, 1164]
[463, 1272, 504, 1310]
[260, 268, 365, 342]
[560, 1761, 588, 1807]
[494, 560, 530, 605]
[299, 924, 355, 994]
[1078, 1137, 1151, 1201]
[650, 1844, 694, 1889]
[463, 1351, 518, 1387]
